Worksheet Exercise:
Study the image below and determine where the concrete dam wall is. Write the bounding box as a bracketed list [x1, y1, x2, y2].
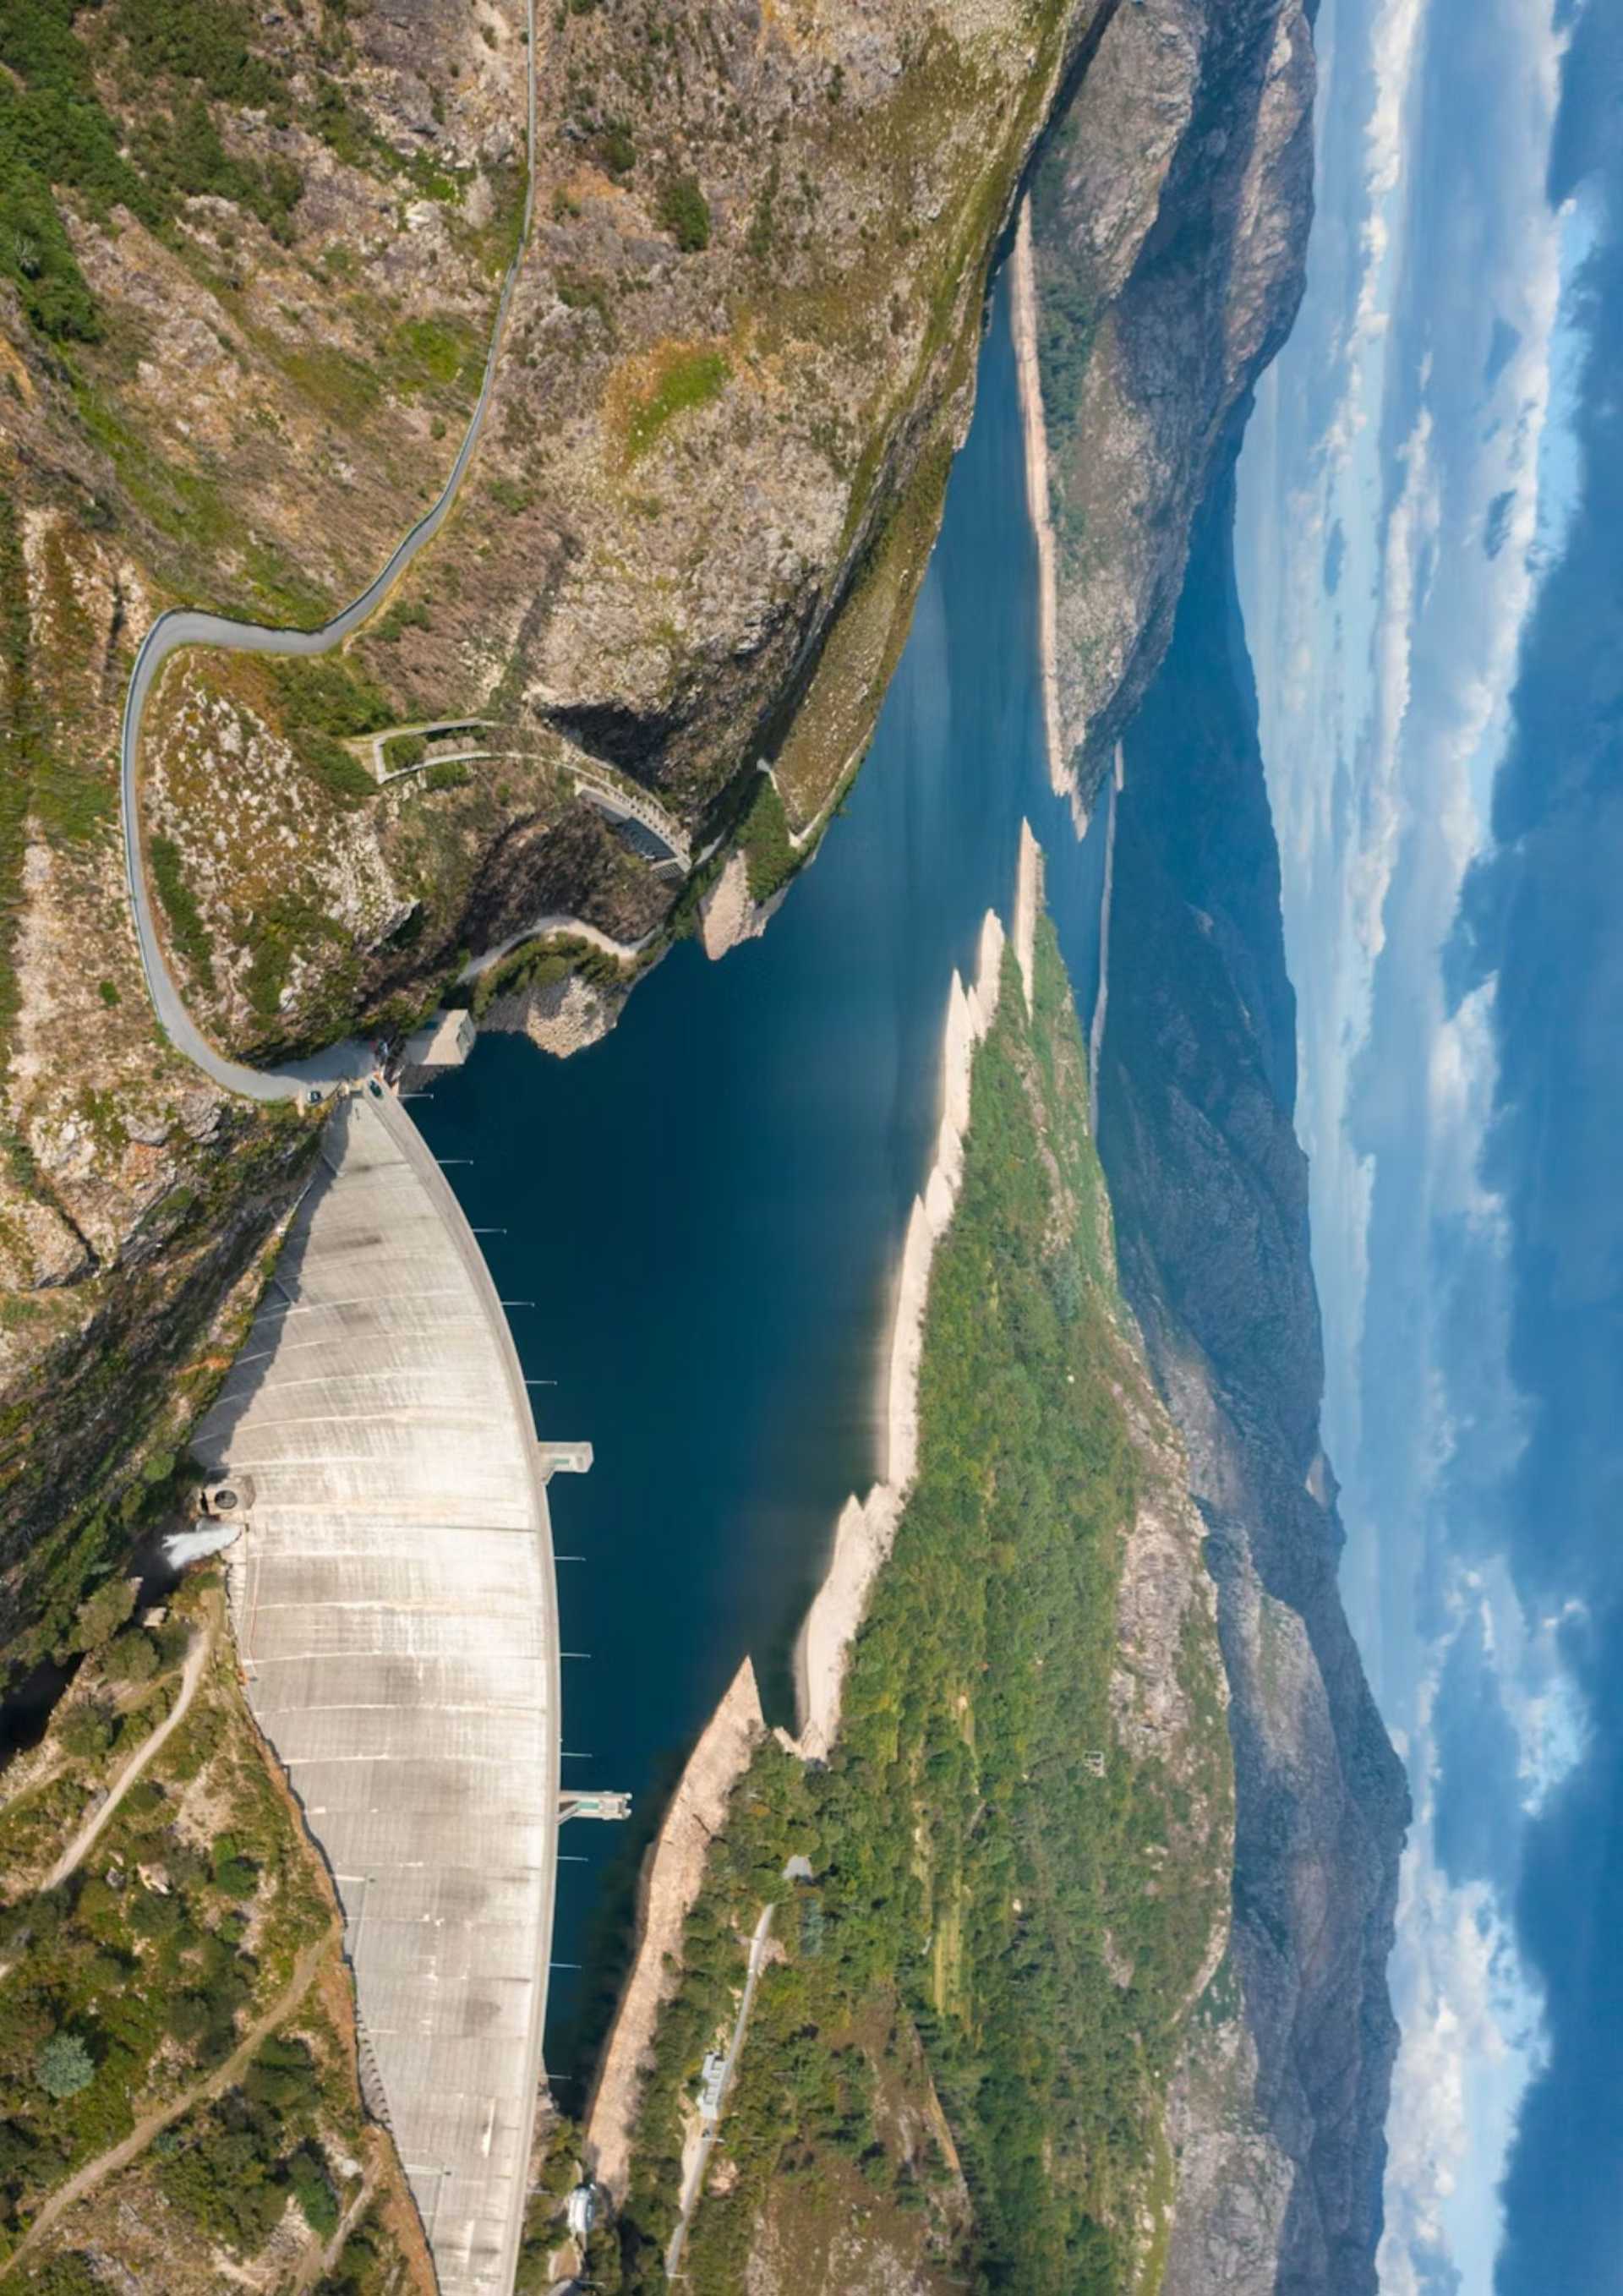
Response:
[194, 1091, 562, 2296]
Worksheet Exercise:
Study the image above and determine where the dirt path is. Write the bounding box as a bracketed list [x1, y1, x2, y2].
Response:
[45, 1611, 215, 1891]
[1, 1938, 329, 2277]
[291, 2168, 374, 2292]
[664, 1901, 775, 2283]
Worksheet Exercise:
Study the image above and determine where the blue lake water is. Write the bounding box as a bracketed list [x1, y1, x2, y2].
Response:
[418, 273, 1110, 2071]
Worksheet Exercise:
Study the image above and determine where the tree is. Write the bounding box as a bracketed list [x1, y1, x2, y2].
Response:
[57, 1703, 114, 1760]
[103, 1629, 159, 1685]
[68, 1577, 135, 1654]
[36, 2031, 94, 2101]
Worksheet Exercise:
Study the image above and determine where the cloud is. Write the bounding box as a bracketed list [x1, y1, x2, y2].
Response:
[1380, 1842, 1544, 2294]
[1237, 0, 1598, 2282]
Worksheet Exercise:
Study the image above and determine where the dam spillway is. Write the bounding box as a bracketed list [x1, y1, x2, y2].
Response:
[193, 1088, 564, 2296]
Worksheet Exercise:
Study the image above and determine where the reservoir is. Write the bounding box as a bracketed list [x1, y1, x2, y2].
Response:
[417, 272, 1110, 2072]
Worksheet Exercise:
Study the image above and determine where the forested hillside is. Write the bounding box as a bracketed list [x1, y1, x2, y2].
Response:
[597, 918, 1232, 2295]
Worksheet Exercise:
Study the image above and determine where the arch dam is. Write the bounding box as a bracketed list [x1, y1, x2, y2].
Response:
[193, 1085, 594, 2296]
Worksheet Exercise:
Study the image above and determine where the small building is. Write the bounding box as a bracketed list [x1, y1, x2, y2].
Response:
[565, 2183, 596, 2242]
[697, 2051, 726, 2123]
[402, 1008, 477, 1074]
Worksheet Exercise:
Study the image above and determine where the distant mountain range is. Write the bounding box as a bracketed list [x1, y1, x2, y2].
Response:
[1099, 470, 1410, 2293]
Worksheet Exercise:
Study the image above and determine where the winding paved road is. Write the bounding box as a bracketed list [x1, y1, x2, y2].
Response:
[118, 0, 538, 1104]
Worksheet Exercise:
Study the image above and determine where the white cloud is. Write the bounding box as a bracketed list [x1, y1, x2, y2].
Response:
[1377, 1563, 1584, 2293]
[1379, 1855, 1538, 2294]
[1235, 0, 1589, 2282]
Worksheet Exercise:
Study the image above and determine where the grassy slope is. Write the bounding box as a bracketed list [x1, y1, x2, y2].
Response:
[604, 916, 1232, 2295]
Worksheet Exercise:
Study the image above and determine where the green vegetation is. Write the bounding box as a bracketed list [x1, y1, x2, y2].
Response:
[0, 1539, 428, 2285]
[270, 657, 391, 812]
[133, 94, 303, 241]
[36, 2033, 95, 2102]
[384, 734, 428, 773]
[370, 599, 432, 644]
[556, 271, 615, 332]
[658, 172, 711, 253]
[422, 758, 470, 793]
[0, 0, 468, 359]
[623, 347, 729, 462]
[1028, 112, 1096, 458]
[67, 380, 332, 623]
[157, 2034, 331, 2254]
[0, 0, 300, 340]
[0, 1585, 340, 2253]
[148, 832, 216, 991]
[0, 0, 143, 341]
[314, 2206, 402, 2296]
[388, 314, 477, 393]
[487, 474, 533, 515]
[467, 931, 624, 1020]
[0, 1120, 320, 1665]
[111, 0, 287, 112]
[615, 921, 1231, 2293]
[736, 776, 795, 905]
[303, 736, 377, 809]
[242, 891, 350, 1025]
[597, 119, 637, 178]
[272, 657, 393, 743]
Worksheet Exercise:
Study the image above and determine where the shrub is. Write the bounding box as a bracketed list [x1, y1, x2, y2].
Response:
[289, 2143, 340, 2237]
[422, 759, 470, 792]
[18, 2254, 103, 2294]
[147, 834, 216, 990]
[243, 2034, 317, 2113]
[36, 2031, 94, 2100]
[274, 657, 393, 740]
[597, 119, 635, 177]
[158, 2098, 289, 2254]
[371, 599, 431, 642]
[303, 735, 376, 808]
[153, 1616, 192, 1669]
[210, 1845, 259, 1900]
[167, 1993, 210, 2045]
[112, 0, 287, 111]
[130, 1886, 183, 1939]
[0, 150, 102, 341]
[658, 172, 710, 252]
[68, 1577, 136, 1654]
[384, 733, 427, 772]
[57, 1703, 115, 1760]
[102, 1629, 159, 1685]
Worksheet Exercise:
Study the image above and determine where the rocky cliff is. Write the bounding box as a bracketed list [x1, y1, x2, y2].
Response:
[1098, 475, 1409, 2293]
[1029, 0, 1314, 811]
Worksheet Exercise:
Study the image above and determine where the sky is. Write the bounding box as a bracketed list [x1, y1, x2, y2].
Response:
[1234, 0, 1623, 2287]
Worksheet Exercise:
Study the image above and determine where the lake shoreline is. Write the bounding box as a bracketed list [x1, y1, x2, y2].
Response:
[792, 893, 1027, 1755]
[1010, 200, 1068, 805]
